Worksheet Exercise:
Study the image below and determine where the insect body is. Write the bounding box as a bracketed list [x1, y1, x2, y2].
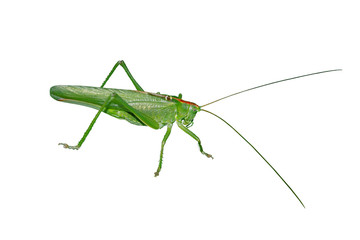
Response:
[50, 60, 341, 207]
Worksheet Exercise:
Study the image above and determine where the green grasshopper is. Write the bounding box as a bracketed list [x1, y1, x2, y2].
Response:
[50, 60, 341, 207]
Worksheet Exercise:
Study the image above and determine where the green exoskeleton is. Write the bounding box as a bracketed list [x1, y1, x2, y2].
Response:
[50, 60, 341, 207]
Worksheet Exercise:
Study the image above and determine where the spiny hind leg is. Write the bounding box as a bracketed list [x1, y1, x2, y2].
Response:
[154, 124, 173, 177]
[59, 94, 114, 150]
[176, 121, 213, 159]
[100, 60, 144, 91]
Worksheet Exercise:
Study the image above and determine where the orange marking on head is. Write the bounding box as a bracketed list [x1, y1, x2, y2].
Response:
[173, 98, 199, 107]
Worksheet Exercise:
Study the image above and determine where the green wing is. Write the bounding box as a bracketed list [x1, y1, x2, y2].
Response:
[107, 89, 177, 129]
[50, 86, 177, 129]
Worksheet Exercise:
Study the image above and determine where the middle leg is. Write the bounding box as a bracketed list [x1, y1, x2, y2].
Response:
[154, 124, 173, 177]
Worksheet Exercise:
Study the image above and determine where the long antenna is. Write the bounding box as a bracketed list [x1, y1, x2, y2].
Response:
[201, 108, 305, 208]
[201, 69, 341, 107]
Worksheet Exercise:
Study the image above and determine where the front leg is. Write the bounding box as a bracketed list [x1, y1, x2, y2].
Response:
[176, 120, 213, 159]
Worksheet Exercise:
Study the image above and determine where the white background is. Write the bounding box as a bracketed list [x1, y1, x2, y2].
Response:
[1, 1, 359, 239]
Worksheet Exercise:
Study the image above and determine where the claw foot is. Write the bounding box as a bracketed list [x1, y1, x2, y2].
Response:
[58, 143, 79, 150]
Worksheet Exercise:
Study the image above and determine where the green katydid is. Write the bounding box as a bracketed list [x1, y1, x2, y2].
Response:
[50, 60, 341, 207]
